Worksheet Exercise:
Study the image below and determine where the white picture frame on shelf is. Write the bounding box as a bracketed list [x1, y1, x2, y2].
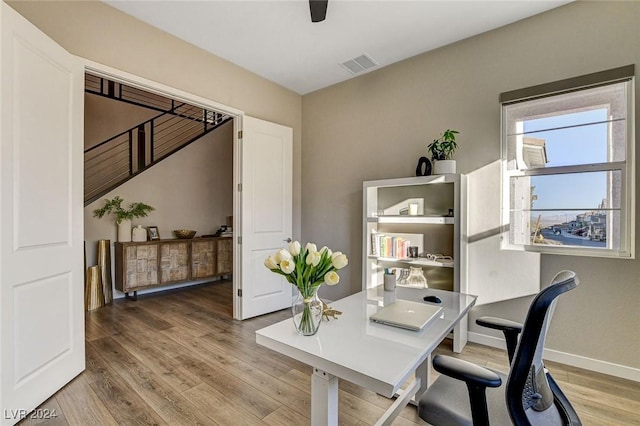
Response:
[382, 198, 424, 216]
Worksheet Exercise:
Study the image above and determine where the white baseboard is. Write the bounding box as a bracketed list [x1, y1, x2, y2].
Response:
[468, 332, 640, 383]
[113, 277, 225, 299]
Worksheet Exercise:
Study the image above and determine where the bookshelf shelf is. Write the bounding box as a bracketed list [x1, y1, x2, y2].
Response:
[367, 215, 455, 225]
[367, 255, 455, 268]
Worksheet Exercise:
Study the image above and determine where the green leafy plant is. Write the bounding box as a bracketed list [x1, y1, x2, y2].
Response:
[427, 129, 459, 161]
[93, 196, 155, 224]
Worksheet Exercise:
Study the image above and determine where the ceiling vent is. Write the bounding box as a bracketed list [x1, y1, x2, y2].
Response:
[340, 53, 378, 75]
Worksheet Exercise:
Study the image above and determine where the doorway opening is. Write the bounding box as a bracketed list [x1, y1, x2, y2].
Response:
[82, 63, 242, 318]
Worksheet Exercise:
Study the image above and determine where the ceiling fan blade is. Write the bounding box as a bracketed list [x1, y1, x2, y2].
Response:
[309, 0, 328, 22]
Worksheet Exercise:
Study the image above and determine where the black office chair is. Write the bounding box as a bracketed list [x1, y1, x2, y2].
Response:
[418, 270, 581, 425]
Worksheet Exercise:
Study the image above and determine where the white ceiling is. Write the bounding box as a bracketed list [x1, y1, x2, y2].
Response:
[105, 0, 572, 95]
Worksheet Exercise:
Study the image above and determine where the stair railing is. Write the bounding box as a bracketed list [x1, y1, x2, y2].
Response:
[84, 103, 231, 205]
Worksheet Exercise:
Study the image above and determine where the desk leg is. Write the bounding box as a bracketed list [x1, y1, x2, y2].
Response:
[311, 368, 338, 426]
[414, 354, 431, 401]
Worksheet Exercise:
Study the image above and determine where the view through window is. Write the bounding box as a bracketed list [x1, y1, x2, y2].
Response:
[501, 67, 634, 257]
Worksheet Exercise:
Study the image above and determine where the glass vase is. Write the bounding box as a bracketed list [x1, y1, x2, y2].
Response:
[292, 287, 323, 336]
[406, 267, 428, 288]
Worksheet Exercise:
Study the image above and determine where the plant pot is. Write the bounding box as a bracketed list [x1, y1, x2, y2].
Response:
[117, 219, 132, 242]
[433, 160, 456, 174]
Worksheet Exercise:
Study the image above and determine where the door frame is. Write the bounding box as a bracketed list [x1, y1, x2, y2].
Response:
[82, 59, 247, 319]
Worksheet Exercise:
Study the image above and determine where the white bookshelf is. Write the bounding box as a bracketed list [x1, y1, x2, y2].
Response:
[362, 174, 469, 351]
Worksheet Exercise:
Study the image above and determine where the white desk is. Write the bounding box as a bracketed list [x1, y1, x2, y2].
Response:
[256, 286, 477, 425]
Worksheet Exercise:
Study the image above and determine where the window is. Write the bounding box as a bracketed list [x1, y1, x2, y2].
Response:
[501, 66, 635, 258]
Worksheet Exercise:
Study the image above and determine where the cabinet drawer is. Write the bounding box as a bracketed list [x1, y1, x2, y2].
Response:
[192, 240, 217, 279]
[160, 241, 189, 283]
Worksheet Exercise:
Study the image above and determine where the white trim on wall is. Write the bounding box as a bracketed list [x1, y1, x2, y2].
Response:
[468, 332, 640, 383]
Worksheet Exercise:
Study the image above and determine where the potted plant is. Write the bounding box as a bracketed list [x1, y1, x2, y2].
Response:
[427, 129, 459, 174]
[93, 196, 155, 242]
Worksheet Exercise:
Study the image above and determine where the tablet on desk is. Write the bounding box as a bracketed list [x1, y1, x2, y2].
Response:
[370, 299, 443, 331]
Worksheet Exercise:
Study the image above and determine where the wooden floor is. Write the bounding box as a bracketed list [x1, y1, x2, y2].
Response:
[22, 281, 640, 425]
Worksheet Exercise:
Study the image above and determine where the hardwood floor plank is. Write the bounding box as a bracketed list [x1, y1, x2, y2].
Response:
[120, 305, 174, 331]
[89, 338, 186, 411]
[84, 312, 110, 342]
[18, 395, 68, 426]
[88, 365, 166, 425]
[174, 352, 283, 419]
[54, 374, 118, 426]
[162, 326, 316, 419]
[181, 382, 267, 426]
[84, 330, 168, 425]
[262, 405, 307, 426]
[81, 341, 119, 385]
[113, 325, 204, 393]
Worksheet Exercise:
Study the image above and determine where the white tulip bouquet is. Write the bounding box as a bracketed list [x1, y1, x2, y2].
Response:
[265, 241, 348, 334]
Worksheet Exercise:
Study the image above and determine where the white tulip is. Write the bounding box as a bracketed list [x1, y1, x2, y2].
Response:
[289, 241, 301, 256]
[324, 271, 340, 285]
[275, 249, 292, 263]
[331, 251, 342, 260]
[305, 242, 318, 253]
[331, 253, 348, 269]
[280, 259, 295, 274]
[264, 255, 278, 270]
[306, 250, 321, 267]
[319, 246, 332, 257]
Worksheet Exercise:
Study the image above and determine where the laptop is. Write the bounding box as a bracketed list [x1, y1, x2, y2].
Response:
[370, 299, 443, 331]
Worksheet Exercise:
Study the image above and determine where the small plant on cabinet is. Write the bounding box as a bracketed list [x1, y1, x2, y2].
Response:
[427, 129, 459, 161]
[93, 196, 155, 224]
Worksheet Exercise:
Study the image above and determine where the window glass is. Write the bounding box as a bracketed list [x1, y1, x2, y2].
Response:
[508, 171, 622, 249]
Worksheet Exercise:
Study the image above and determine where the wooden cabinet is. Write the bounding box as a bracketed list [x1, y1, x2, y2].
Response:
[115, 237, 232, 298]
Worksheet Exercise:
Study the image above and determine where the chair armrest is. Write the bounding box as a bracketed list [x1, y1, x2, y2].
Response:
[433, 355, 502, 389]
[432, 355, 501, 425]
[476, 316, 523, 333]
[476, 316, 523, 364]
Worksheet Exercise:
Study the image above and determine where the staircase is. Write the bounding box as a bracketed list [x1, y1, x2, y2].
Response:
[84, 74, 232, 205]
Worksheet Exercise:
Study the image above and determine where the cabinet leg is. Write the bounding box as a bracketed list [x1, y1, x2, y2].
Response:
[125, 291, 138, 301]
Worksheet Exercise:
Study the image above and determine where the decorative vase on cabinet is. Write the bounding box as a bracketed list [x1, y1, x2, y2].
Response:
[117, 219, 132, 242]
[132, 224, 147, 242]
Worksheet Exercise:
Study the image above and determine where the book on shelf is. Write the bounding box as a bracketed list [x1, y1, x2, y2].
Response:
[371, 230, 378, 256]
[371, 232, 410, 259]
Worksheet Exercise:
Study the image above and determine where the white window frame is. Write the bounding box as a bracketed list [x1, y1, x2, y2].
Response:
[500, 66, 635, 258]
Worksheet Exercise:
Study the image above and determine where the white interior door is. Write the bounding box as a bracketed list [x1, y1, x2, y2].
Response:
[0, 3, 84, 423]
[238, 116, 293, 319]
[465, 160, 540, 305]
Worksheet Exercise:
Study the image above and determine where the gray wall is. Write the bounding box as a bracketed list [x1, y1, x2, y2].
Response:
[302, 1, 640, 369]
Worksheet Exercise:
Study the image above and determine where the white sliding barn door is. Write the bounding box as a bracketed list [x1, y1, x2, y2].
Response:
[0, 3, 84, 423]
[239, 116, 293, 319]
